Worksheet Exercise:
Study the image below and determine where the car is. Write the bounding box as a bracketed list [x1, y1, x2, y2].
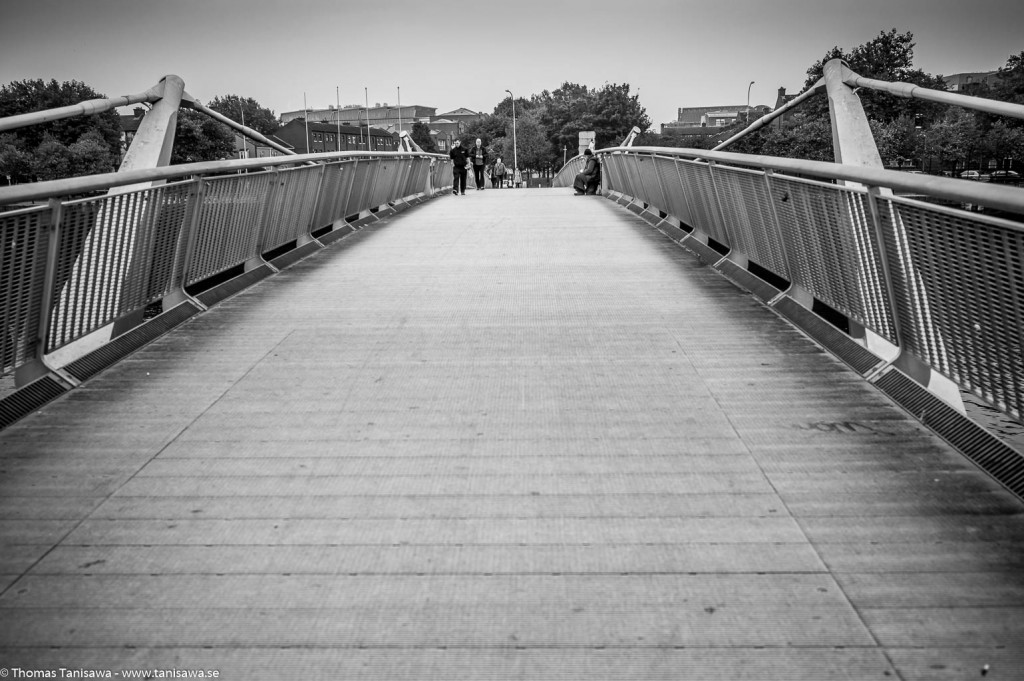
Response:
[989, 170, 1021, 184]
[960, 170, 982, 180]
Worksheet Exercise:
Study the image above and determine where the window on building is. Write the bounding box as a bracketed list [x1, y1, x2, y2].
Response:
[988, 159, 998, 169]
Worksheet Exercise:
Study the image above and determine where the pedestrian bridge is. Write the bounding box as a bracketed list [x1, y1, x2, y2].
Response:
[2, 72, 1024, 679]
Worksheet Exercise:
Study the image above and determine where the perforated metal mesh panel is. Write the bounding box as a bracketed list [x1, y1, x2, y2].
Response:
[186, 173, 269, 286]
[769, 174, 895, 341]
[552, 156, 587, 188]
[654, 156, 692, 228]
[143, 182, 193, 301]
[368, 160, 399, 209]
[47, 184, 193, 351]
[879, 197, 1024, 420]
[407, 158, 430, 196]
[711, 165, 789, 279]
[676, 160, 726, 244]
[346, 160, 372, 214]
[0, 205, 48, 376]
[261, 165, 323, 251]
[312, 161, 355, 228]
[635, 155, 667, 212]
[431, 158, 453, 192]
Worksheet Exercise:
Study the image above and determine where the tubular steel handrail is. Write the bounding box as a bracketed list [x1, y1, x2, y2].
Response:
[0, 151, 452, 385]
[563, 145, 1023, 423]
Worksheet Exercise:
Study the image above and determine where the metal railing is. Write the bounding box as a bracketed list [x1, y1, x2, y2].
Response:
[1, 151, 452, 382]
[554, 146, 1024, 423]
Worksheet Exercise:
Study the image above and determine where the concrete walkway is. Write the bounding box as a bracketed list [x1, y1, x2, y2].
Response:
[1, 188, 1023, 680]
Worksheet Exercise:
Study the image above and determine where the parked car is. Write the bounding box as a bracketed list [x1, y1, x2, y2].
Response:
[988, 170, 1021, 184]
[960, 170, 983, 180]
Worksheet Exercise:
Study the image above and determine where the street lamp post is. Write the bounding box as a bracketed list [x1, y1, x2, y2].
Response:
[238, 99, 247, 159]
[746, 80, 755, 123]
[505, 89, 518, 177]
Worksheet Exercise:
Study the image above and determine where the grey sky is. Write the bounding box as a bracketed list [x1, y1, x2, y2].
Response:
[1, 0, 1021, 126]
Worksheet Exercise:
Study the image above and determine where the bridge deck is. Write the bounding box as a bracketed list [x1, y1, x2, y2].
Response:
[2, 187, 1023, 679]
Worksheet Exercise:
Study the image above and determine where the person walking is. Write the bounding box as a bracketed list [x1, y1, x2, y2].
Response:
[449, 139, 469, 196]
[470, 138, 488, 190]
[492, 157, 506, 188]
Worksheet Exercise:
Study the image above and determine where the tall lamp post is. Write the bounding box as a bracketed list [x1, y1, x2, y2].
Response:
[505, 89, 518, 175]
[238, 99, 247, 159]
[746, 80, 755, 123]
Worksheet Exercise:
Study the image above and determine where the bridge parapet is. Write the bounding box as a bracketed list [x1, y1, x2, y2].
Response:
[0, 150, 452, 426]
[555, 144, 1024, 495]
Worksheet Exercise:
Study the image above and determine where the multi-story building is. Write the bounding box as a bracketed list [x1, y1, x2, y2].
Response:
[280, 104, 435, 135]
[942, 71, 1001, 94]
[272, 120, 398, 154]
[432, 108, 484, 128]
[661, 103, 769, 136]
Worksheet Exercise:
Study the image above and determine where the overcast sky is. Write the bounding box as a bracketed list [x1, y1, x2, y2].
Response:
[1, 0, 1021, 126]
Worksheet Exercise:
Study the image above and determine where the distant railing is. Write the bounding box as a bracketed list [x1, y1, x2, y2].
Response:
[0, 151, 451, 382]
[554, 146, 1024, 423]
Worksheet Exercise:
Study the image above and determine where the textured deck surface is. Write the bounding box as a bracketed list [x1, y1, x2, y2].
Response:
[2, 187, 1023, 680]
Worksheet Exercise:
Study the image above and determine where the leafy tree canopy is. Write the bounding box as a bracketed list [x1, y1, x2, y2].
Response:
[207, 94, 278, 136]
[0, 78, 121, 182]
[410, 121, 437, 153]
[171, 109, 234, 164]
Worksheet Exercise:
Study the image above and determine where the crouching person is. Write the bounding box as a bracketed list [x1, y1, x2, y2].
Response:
[573, 148, 601, 195]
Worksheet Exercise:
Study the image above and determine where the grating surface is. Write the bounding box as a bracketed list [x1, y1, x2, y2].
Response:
[773, 297, 885, 376]
[0, 374, 67, 430]
[714, 258, 783, 303]
[875, 369, 1024, 499]
[0, 205, 48, 377]
[2, 188, 1022, 679]
[879, 197, 1024, 422]
[63, 302, 200, 382]
[194, 265, 275, 308]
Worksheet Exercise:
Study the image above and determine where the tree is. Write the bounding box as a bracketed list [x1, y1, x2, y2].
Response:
[533, 82, 648, 161]
[499, 111, 553, 171]
[0, 78, 122, 183]
[207, 94, 278, 135]
[410, 121, 437, 153]
[0, 134, 32, 184]
[30, 134, 73, 181]
[593, 83, 650, 147]
[924, 107, 981, 172]
[803, 29, 946, 125]
[171, 109, 234, 164]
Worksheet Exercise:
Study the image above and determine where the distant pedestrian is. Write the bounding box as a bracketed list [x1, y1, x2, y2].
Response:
[449, 139, 469, 195]
[492, 157, 506, 188]
[573, 148, 601, 195]
[513, 168, 522, 188]
[470, 138, 488, 190]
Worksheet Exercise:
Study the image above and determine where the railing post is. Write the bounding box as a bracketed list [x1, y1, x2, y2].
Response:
[253, 166, 281, 270]
[14, 199, 69, 387]
[760, 169, 793, 282]
[704, 160, 734, 262]
[865, 186, 965, 411]
[299, 163, 327, 247]
[163, 177, 207, 309]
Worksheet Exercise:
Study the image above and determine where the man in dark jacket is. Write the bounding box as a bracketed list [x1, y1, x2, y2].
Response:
[449, 140, 469, 195]
[573, 148, 601, 195]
